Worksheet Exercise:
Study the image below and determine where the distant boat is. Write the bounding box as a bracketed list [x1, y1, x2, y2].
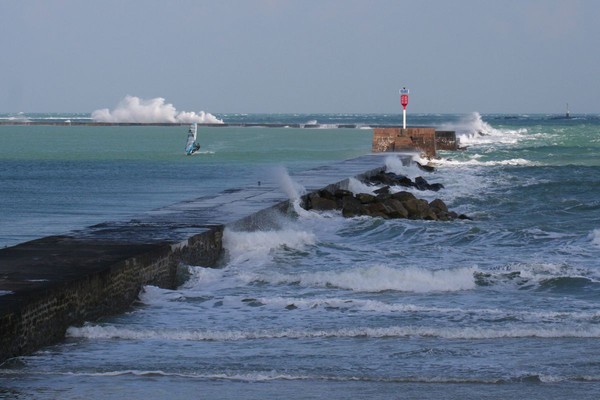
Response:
[185, 123, 201, 155]
[566, 103, 571, 119]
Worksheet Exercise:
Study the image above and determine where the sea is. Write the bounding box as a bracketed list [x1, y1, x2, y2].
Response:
[1, 112, 600, 399]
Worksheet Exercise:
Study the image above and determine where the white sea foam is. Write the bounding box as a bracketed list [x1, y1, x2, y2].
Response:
[67, 323, 600, 341]
[433, 157, 535, 168]
[244, 265, 477, 293]
[91, 95, 223, 124]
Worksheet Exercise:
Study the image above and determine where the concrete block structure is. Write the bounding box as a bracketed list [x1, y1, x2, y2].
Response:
[372, 127, 458, 157]
[372, 127, 437, 158]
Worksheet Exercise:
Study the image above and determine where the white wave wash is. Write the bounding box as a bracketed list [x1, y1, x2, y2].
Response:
[91, 95, 223, 124]
[67, 324, 600, 341]
[242, 265, 477, 293]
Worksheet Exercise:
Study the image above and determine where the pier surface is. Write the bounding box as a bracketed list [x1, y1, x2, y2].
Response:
[0, 153, 403, 363]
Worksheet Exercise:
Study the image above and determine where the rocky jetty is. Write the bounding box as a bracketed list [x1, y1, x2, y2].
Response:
[302, 168, 470, 221]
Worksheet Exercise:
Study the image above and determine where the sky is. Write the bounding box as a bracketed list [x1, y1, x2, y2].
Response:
[1, 0, 599, 114]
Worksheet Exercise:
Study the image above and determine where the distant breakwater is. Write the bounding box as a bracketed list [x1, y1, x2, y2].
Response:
[0, 121, 430, 129]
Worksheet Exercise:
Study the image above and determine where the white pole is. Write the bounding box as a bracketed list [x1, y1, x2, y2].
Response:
[403, 108, 406, 129]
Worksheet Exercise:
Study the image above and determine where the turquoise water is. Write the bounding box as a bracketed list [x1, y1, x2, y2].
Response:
[1, 113, 600, 399]
[0, 124, 371, 246]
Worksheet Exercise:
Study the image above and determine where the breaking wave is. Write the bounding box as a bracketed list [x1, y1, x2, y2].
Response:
[439, 112, 528, 147]
[91, 95, 223, 124]
[223, 227, 316, 266]
[242, 265, 477, 293]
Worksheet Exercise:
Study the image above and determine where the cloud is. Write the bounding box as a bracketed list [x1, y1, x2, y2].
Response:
[91, 96, 223, 123]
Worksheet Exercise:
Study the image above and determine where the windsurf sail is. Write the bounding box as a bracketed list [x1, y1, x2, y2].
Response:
[185, 123, 201, 155]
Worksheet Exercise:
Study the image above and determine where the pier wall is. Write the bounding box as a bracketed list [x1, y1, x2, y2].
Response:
[0, 228, 223, 363]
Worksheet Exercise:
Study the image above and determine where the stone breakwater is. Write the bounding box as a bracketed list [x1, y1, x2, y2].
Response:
[303, 169, 469, 221]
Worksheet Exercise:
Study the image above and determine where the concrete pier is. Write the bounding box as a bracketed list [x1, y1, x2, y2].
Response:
[0, 154, 400, 363]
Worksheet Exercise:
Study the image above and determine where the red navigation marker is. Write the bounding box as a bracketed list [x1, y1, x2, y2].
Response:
[401, 94, 409, 109]
[399, 87, 409, 128]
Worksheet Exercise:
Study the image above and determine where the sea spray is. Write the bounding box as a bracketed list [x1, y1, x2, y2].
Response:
[272, 165, 322, 219]
[272, 165, 306, 201]
[91, 95, 223, 124]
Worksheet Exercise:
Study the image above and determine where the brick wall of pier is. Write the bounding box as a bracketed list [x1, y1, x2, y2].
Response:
[0, 228, 223, 362]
